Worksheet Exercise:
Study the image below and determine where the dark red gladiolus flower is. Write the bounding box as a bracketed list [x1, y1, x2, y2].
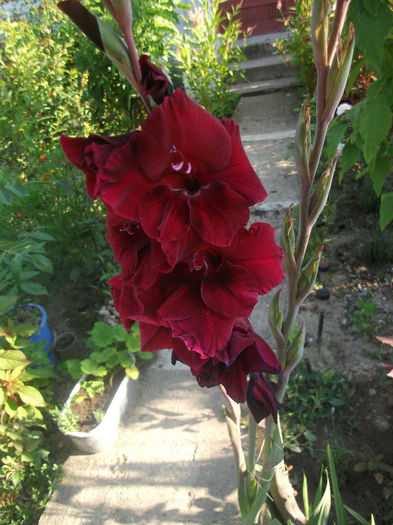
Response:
[61, 90, 268, 262]
[156, 223, 284, 357]
[139, 54, 173, 104]
[61, 85, 284, 419]
[134, 89, 266, 250]
[60, 133, 133, 202]
[247, 372, 280, 423]
[171, 319, 280, 403]
[107, 221, 283, 357]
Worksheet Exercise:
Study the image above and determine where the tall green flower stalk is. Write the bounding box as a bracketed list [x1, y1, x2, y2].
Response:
[223, 1, 355, 523]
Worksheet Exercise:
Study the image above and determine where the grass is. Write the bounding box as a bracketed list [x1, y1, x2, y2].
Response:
[280, 361, 355, 456]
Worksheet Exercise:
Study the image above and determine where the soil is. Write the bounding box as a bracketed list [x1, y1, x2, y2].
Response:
[70, 372, 123, 433]
[10, 305, 42, 325]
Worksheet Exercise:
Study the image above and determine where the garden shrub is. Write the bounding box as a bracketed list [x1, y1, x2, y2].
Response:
[275, 0, 317, 95]
[172, 0, 246, 119]
[0, 0, 179, 290]
[326, 0, 393, 230]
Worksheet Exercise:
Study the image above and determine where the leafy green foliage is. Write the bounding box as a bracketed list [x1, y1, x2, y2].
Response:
[0, 460, 62, 525]
[280, 362, 354, 455]
[0, 344, 47, 488]
[49, 405, 80, 434]
[0, 228, 55, 299]
[327, 0, 393, 229]
[0, 295, 60, 524]
[61, 322, 151, 429]
[172, 0, 245, 118]
[349, 299, 379, 336]
[274, 0, 319, 95]
[300, 445, 375, 525]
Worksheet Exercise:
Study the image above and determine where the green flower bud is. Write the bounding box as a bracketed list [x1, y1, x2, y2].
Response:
[285, 323, 305, 373]
[296, 248, 322, 303]
[311, 0, 330, 69]
[97, 18, 133, 79]
[268, 288, 285, 348]
[308, 154, 337, 226]
[103, 0, 132, 32]
[280, 206, 297, 275]
[294, 99, 312, 186]
[324, 24, 355, 121]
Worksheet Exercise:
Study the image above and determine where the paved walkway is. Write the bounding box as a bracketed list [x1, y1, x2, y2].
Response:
[39, 88, 300, 525]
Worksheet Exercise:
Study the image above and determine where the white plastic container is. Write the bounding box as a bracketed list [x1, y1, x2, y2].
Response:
[62, 373, 132, 454]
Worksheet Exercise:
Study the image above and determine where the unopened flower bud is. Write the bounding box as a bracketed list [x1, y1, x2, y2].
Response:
[103, 0, 132, 32]
[269, 288, 285, 348]
[296, 248, 322, 303]
[311, 0, 330, 69]
[308, 154, 337, 226]
[294, 99, 311, 186]
[285, 323, 305, 372]
[280, 206, 297, 275]
[97, 18, 133, 80]
[324, 24, 355, 121]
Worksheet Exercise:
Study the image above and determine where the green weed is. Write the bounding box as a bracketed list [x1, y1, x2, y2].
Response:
[280, 362, 354, 455]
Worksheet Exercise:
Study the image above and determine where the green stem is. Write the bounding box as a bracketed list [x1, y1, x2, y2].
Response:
[248, 412, 257, 478]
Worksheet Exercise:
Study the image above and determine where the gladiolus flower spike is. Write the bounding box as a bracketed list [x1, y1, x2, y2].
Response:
[60, 86, 285, 423]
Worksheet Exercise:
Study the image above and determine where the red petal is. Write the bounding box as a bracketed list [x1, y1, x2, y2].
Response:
[232, 223, 285, 295]
[139, 322, 173, 352]
[247, 373, 280, 423]
[212, 119, 267, 205]
[139, 185, 189, 243]
[157, 285, 200, 321]
[189, 180, 249, 246]
[159, 228, 202, 268]
[134, 89, 231, 181]
[158, 286, 233, 358]
[169, 309, 234, 359]
[202, 261, 258, 318]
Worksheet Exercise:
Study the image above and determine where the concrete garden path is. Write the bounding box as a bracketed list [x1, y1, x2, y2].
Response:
[39, 87, 301, 525]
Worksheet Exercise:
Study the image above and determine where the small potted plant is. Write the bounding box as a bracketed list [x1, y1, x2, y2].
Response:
[54, 321, 152, 453]
[3, 296, 54, 366]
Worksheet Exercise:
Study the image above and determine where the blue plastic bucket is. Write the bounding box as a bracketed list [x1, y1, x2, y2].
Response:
[26, 303, 54, 365]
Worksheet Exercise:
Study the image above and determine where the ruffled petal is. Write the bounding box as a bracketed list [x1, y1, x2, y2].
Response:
[100, 140, 152, 219]
[139, 322, 173, 352]
[209, 119, 268, 206]
[202, 261, 258, 318]
[189, 180, 249, 247]
[159, 287, 233, 358]
[232, 223, 285, 295]
[60, 133, 131, 200]
[134, 89, 231, 180]
[138, 185, 189, 243]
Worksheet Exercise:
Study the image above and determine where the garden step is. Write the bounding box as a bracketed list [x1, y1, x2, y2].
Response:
[39, 351, 239, 525]
[236, 54, 294, 82]
[230, 76, 302, 96]
[235, 32, 288, 60]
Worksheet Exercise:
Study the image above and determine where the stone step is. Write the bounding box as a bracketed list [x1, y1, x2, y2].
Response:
[236, 54, 294, 82]
[235, 32, 288, 60]
[230, 76, 302, 96]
